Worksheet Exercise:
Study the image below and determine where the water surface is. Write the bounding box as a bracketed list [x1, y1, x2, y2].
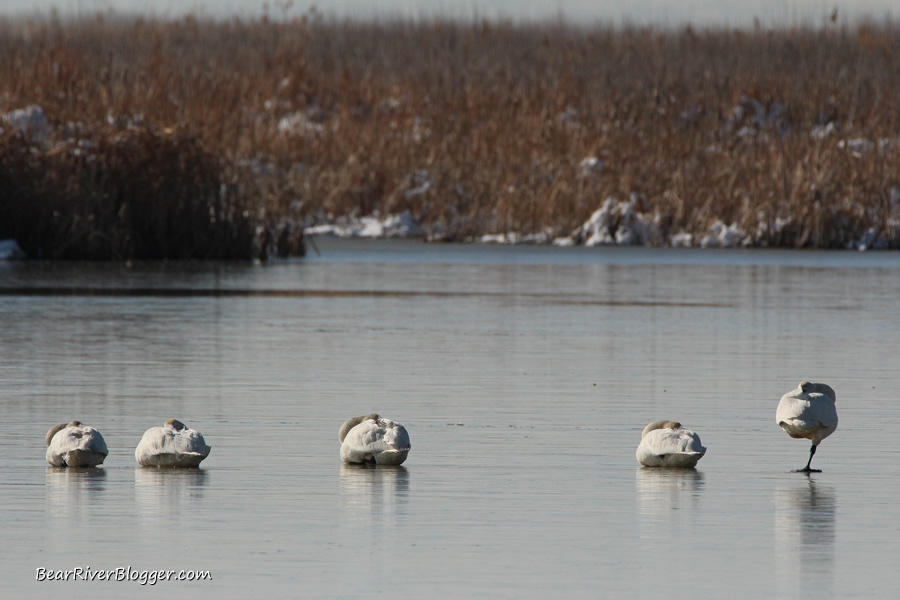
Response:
[2, 240, 899, 598]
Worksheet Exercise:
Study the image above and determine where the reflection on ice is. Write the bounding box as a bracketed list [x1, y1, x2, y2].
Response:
[337, 464, 410, 560]
[635, 467, 705, 519]
[775, 477, 836, 597]
[635, 468, 706, 575]
[45, 466, 107, 518]
[134, 467, 208, 517]
[339, 464, 410, 517]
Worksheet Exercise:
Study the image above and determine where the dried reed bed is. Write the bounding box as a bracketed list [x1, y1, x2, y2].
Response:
[2, 16, 899, 256]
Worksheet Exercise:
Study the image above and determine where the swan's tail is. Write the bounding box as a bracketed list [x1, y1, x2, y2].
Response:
[65, 449, 106, 467]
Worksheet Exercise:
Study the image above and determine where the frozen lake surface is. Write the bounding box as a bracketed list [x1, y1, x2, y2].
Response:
[2, 239, 900, 598]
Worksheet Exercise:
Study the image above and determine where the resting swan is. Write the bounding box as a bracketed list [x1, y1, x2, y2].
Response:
[46, 421, 108, 467]
[339, 414, 411, 465]
[135, 419, 211, 467]
[776, 381, 838, 472]
[636, 420, 706, 468]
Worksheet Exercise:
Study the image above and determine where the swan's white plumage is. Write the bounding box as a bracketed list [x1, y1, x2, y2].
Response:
[135, 419, 211, 467]
[636, 420, 706, 468]
[45, 421, 108, 467]
[339, 414, 410, 465]
[776, 381, 838, 471]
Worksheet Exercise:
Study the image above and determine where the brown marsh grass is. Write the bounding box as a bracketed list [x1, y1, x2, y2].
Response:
[2, 15, 899, 257]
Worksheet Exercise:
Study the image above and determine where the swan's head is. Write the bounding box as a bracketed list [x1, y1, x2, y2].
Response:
[641, 420, 682, 438]
[338, 414, 381, 442]
[165, 419, 187, 431]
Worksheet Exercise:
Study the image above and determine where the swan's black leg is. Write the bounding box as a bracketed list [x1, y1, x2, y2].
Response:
[793, 443, 821, 473]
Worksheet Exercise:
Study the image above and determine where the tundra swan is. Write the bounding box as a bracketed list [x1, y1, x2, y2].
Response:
[636, 420, 706, 468]
[339, 414, 410, 465]
[135, 419, 211, 468]
[45, 421, 108, 467]
[776, 381, 838, 472]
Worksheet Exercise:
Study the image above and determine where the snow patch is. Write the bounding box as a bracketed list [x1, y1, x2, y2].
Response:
[670, 232, 693, 248]
[305, 211, 424, 239]
[277, 110, 325, 136]
[3, 105, 49, 144]
[479, 230, 554, 245]
[752, 214, 793, 243]
[674, 220, 749, 248]
[810, 122, 838, 140]
[838, 137, 874, 155]
[700, 220, 746, 248]
[559, 195, 656, 247]
[577, 156, 603, 177]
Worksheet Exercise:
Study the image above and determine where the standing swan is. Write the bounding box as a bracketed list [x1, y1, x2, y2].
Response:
[46, 421, 108, 467]
[636, 420, 706, 468]
[135, 419, 211, 467]
[776, 381, 838, 472]
[339, 414, 411, 465]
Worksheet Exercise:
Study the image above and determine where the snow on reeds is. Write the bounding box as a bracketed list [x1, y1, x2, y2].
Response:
[2, 16, 900, 258]
[305, 210, 424, 238]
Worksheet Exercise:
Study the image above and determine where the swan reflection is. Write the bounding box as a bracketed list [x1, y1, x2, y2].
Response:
[134, 467, 208, 517]
[338, 463, 410, 516]
[775, 476, 836, 596]
[45, 467, 107, 518]
[636, 467, 705, 516]
[636, 467, 705, 544]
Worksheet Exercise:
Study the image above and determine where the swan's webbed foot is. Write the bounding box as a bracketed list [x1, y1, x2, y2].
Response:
[791, 467, 821, 473]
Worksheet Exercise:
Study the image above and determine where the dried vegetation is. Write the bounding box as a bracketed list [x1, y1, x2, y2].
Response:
[2, 15, 899, 257]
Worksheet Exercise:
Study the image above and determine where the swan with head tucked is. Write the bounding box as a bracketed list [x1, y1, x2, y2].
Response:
[776, 381, 838, 472]
[135, 419, 211, 467]
[339, 414, 410, 465]
[636, 420, 706, 468]
[46, 421, 108, 467]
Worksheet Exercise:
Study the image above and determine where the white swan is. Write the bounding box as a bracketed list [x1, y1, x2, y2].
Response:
[776, 381, 838, 472]
[339, 414, 411, 465]
[135, 419, 211, 468]
[636, 420, 706, 468]
[45, 421, 108, 467]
